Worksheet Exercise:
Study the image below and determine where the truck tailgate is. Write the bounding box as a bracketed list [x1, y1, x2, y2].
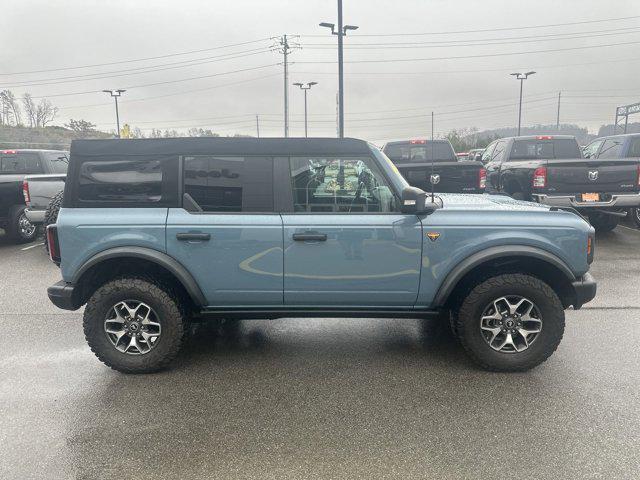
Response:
[546, 158, 639, 194]
[396, 161, 483, 193]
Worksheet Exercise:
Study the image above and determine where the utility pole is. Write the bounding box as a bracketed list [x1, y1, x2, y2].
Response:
[510, 72, 535, 136]
[320, 2, 358, 138]
[256, 115, 260, 138]
[556, 91, 561, 131]
[294, 82, 318, 137]
[102, 89, 126, 138]
[273, 35, 297, 137]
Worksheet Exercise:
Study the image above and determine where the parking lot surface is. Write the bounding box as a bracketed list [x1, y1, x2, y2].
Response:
[1, 227, 639, 479]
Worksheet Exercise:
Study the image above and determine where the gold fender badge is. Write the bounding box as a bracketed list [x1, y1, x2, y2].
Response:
[426, 232, 440, 242]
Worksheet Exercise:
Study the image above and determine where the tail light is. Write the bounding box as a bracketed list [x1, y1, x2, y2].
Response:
[587, 233, 595, 264]
[47, 225, 61, 265]
[637, 164, 640, 186]
[532, 167, 547, 188]
[478, 168, 487, 189]
[22, 180, 31, 205]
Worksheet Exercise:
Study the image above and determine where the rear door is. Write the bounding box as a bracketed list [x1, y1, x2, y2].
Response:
[166, 155, 283, 307]
[281, 154, 422, 307]
[484, 140, 507, 191]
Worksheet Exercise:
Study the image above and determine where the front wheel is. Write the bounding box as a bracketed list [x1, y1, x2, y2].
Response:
[83, 277, 185, 373]
[453, 274, 565, 372]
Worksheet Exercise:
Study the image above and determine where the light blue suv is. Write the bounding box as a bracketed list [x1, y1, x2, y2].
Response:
[46, 138, 596, 373]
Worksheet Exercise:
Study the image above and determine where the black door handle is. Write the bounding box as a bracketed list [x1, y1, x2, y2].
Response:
[292, 232, 327, 242]
[176, 232, 211, 241]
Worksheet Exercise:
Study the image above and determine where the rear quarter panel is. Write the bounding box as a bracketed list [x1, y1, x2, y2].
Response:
[416, 207, 590, 308]
[57, 208, 168, 282]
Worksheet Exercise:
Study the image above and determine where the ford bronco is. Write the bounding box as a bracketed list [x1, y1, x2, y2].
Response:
[47, 138, 596, 373]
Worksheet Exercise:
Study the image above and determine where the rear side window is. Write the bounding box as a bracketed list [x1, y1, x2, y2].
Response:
[75, 155, 178, 207]
[383, 142, 456, 163]
[626, 137, 640, 158]
[510, 139, 581, 160]
[598, 138, 624, 159]
[183, 156, 273, 212]
[0, 153, 43, 173]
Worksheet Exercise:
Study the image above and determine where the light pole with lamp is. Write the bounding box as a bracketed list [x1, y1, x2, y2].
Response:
[102, 89, 126, 138]
[509, 72, 535, 136]
[293, 81, 318, 137]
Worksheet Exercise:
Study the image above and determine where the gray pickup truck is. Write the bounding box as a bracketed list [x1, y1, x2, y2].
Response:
[0, 149, 67, 243]
[24, 173, 66, 225]
[483, 135, 640, 231]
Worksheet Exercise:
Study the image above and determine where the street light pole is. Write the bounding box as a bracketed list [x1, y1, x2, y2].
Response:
[102, 89, 126, 138]
[320, 3, 358, 138]
[510, 72, 535, 136]
[293, 82, 318, 137]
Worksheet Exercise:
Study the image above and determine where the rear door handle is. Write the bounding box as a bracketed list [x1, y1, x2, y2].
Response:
[176, 232, 211, 241]
[292, 232, 327, 242]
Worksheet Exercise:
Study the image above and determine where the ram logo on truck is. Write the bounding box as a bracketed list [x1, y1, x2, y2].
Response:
[588, 170, 599, 181]
[430, 174, 440, 185]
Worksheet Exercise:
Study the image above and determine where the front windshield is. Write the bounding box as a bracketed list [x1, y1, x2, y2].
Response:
[44, 151, 69, 174]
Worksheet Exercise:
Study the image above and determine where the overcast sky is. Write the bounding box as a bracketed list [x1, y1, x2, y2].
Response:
[2, 0, 639, 142]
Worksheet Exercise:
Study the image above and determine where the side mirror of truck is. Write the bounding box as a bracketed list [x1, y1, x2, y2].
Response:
[401, 186, 438, 215]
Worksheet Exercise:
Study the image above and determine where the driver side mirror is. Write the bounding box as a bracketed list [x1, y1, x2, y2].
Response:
[401, 186, 438, 215]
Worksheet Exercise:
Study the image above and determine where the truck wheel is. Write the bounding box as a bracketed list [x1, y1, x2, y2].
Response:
[83, 277, 185, 373]
[453, 273, 565, 372]
[588, 214, 619, 233]
[43, 190, 64, 252]
[7, 205, 38, 244]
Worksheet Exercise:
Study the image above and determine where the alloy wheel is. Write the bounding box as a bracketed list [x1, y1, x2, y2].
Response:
[480, 296, 542, 353]
[19, 213, 36, 239]
[104, 300, 162, 355]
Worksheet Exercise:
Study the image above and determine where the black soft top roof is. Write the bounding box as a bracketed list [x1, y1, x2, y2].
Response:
[70, 137, 373, 157]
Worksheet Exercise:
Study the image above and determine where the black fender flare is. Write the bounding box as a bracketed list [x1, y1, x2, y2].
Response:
[432, 245, 576, 308]
[72, 246, 206, 306]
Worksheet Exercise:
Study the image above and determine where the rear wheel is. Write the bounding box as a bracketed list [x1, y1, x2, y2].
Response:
[588, 213, 619, 232]
[7, 205, 38, 244]
[83, 277, 185, 373]
[453, 273, 565, 372]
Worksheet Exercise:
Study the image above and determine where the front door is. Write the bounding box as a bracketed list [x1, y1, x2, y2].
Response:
[166, 155, 283, 307]
[281, 155, 423, 307]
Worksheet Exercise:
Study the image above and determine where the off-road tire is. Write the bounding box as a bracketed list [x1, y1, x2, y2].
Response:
[83, 277, 185, 373]
[588, 214, 619, 233]
[7, 205, 38, 244]
[631, 208, 640, 228]
[43, 190, 64, 252]
[453, 273, 565, 372]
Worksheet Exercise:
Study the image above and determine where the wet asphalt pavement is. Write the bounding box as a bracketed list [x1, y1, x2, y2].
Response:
[0, 227, 639, 479]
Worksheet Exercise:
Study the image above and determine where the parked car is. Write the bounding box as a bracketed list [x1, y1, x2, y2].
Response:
[382, 139, 486, 194]
[582, 133, 640, 228]
[0, 149, 67, 243]
[47, 137, 596, 374]
[482, 135, 640, 231]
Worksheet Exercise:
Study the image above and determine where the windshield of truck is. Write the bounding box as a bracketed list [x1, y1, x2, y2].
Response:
[383, 142, 456, 163]
[510, 139, 582, 160]
[44, 152, 69, 174]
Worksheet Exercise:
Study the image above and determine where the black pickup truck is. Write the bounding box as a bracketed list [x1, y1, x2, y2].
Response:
[0, 149, 68, 243]
[483, 135, 640, 231]
[382, 139, 486, 194]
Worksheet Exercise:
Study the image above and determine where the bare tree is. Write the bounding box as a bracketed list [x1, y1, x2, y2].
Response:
[36, 99, 58, 127]
[0, 90, 22, 126]
[22, 94, 37, 127]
